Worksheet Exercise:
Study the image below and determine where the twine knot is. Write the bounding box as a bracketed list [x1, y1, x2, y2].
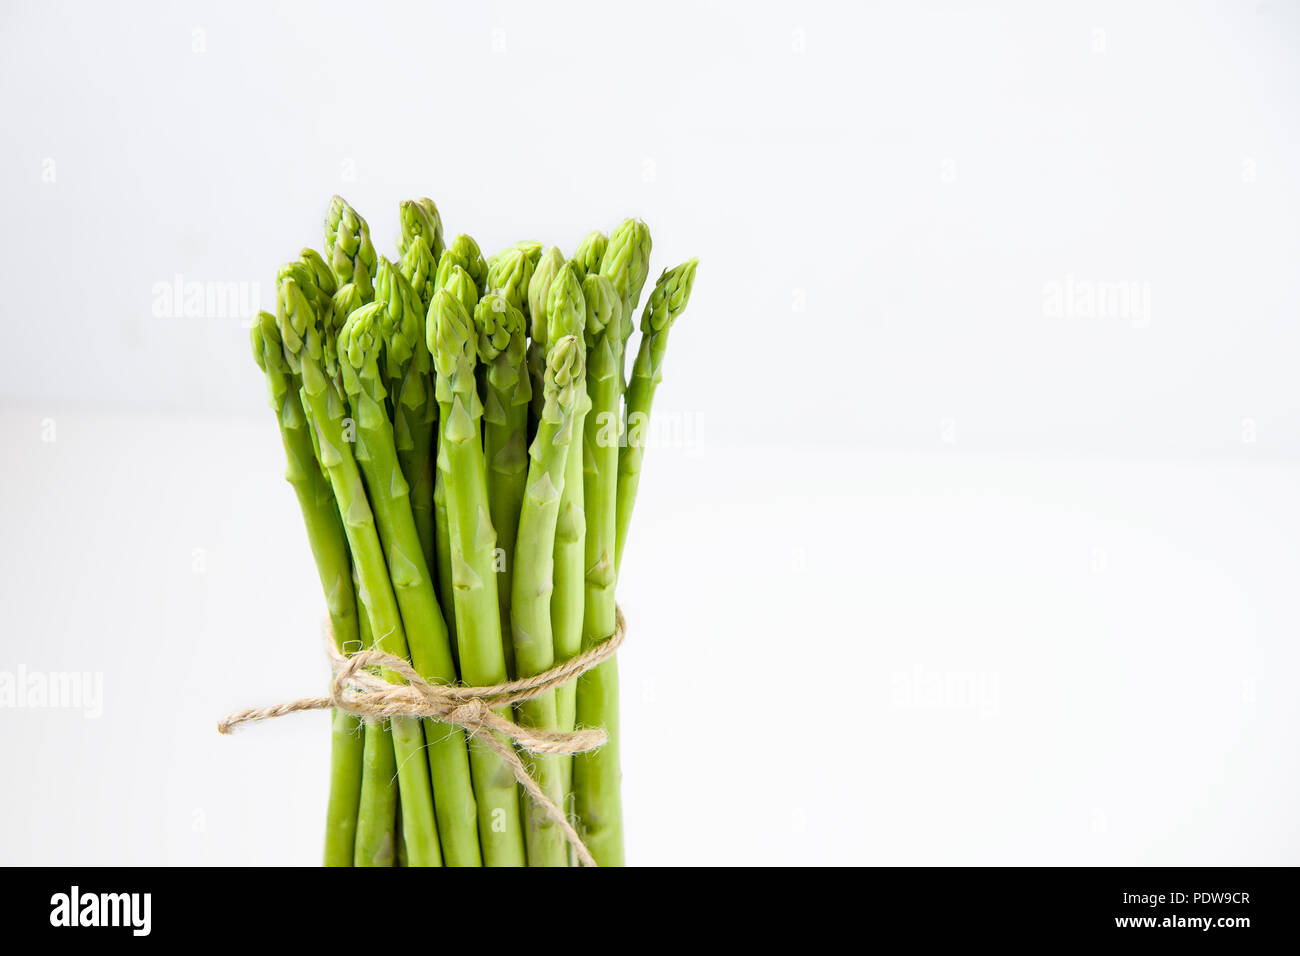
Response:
[447, 699, 488, 726]
[219, 606, 626, 867]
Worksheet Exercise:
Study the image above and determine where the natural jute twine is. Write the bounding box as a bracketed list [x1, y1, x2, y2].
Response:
[218, 605, 626, 867]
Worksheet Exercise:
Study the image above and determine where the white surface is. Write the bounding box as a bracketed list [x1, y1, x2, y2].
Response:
[1, 409, 1298, 865]
[2, 1, 1299, 865]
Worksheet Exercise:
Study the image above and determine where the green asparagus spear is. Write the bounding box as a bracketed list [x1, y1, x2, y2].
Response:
[324, 196, 378, 301]
[375, 258, 438, 574]
[429, 289, 528, 866]
[473, 293, 531, 663]
[554, 275, 615, 747]
[250, 310, 363, 867]
[280, 255, 401, 867]
[278, 276, 443, 867]
[510, 332, 586, 866]
[572, 220, 650, 866]
[612, 219, 653, 351]
[336, 300, 482, 867]
[351, 594, 399, 866]
[399, 233, 442, 590]
[432, 261, 482, 655]
[399, 197, 447, 262]
[615, 259, 698, 573]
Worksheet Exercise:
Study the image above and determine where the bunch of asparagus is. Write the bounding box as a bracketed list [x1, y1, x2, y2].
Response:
[249, 196, 697, 866]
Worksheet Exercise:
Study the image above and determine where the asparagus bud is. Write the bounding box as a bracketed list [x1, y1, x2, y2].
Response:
[250, 310, 289, 403]
[544, 335, 586, 432]
[398, 198, 446, 262]
[640, 258, 699, 338]
[429, 289, 480, 436]
[438, 233, 488, 294]
[486, 247, 535, 315]
[324, 196, 378, 300]
[600, 217, 652, 337]
[512, 239, 543, 268]
[374, 256, 424, 381]
[571, 230, 608, 282]
[276, 276, 321, 373]
[437, 261, 479, 317]
[300, 247, 338, 297]
[474, 294, 527, 372]
[337, 301, 388, 398]
[399, 234, 438, 312]
[528, 246, 566, 344]
[545, 262, 586, 345]
[580, 273, 618, 349]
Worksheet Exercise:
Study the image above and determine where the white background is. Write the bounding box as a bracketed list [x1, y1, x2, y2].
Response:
[2, 0, 1298, 865]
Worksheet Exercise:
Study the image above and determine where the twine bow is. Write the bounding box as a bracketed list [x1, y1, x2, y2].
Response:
[219, 606, 626, 867]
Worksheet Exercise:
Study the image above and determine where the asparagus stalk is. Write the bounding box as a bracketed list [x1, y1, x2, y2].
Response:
[398, 235, 442, 593]
[429, 288, 528, 866]
[280, 257, 402, 868]
[324, 196, 378, 301]
[376, 258, 438, 577]
[432, 262, 485, 661]
[336, 300, 482, 867]
[554, 275, 615, 747]
[510, 330, 585, 866]
[572, 219, 649, 866]
[277, 276, 443, 867]
[473, 292, 531, 663]
[250, 310, 363, 866]
[351, 596, 399, 866]
[398, 210, 445, 593]
[615, 259, 699, 573]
